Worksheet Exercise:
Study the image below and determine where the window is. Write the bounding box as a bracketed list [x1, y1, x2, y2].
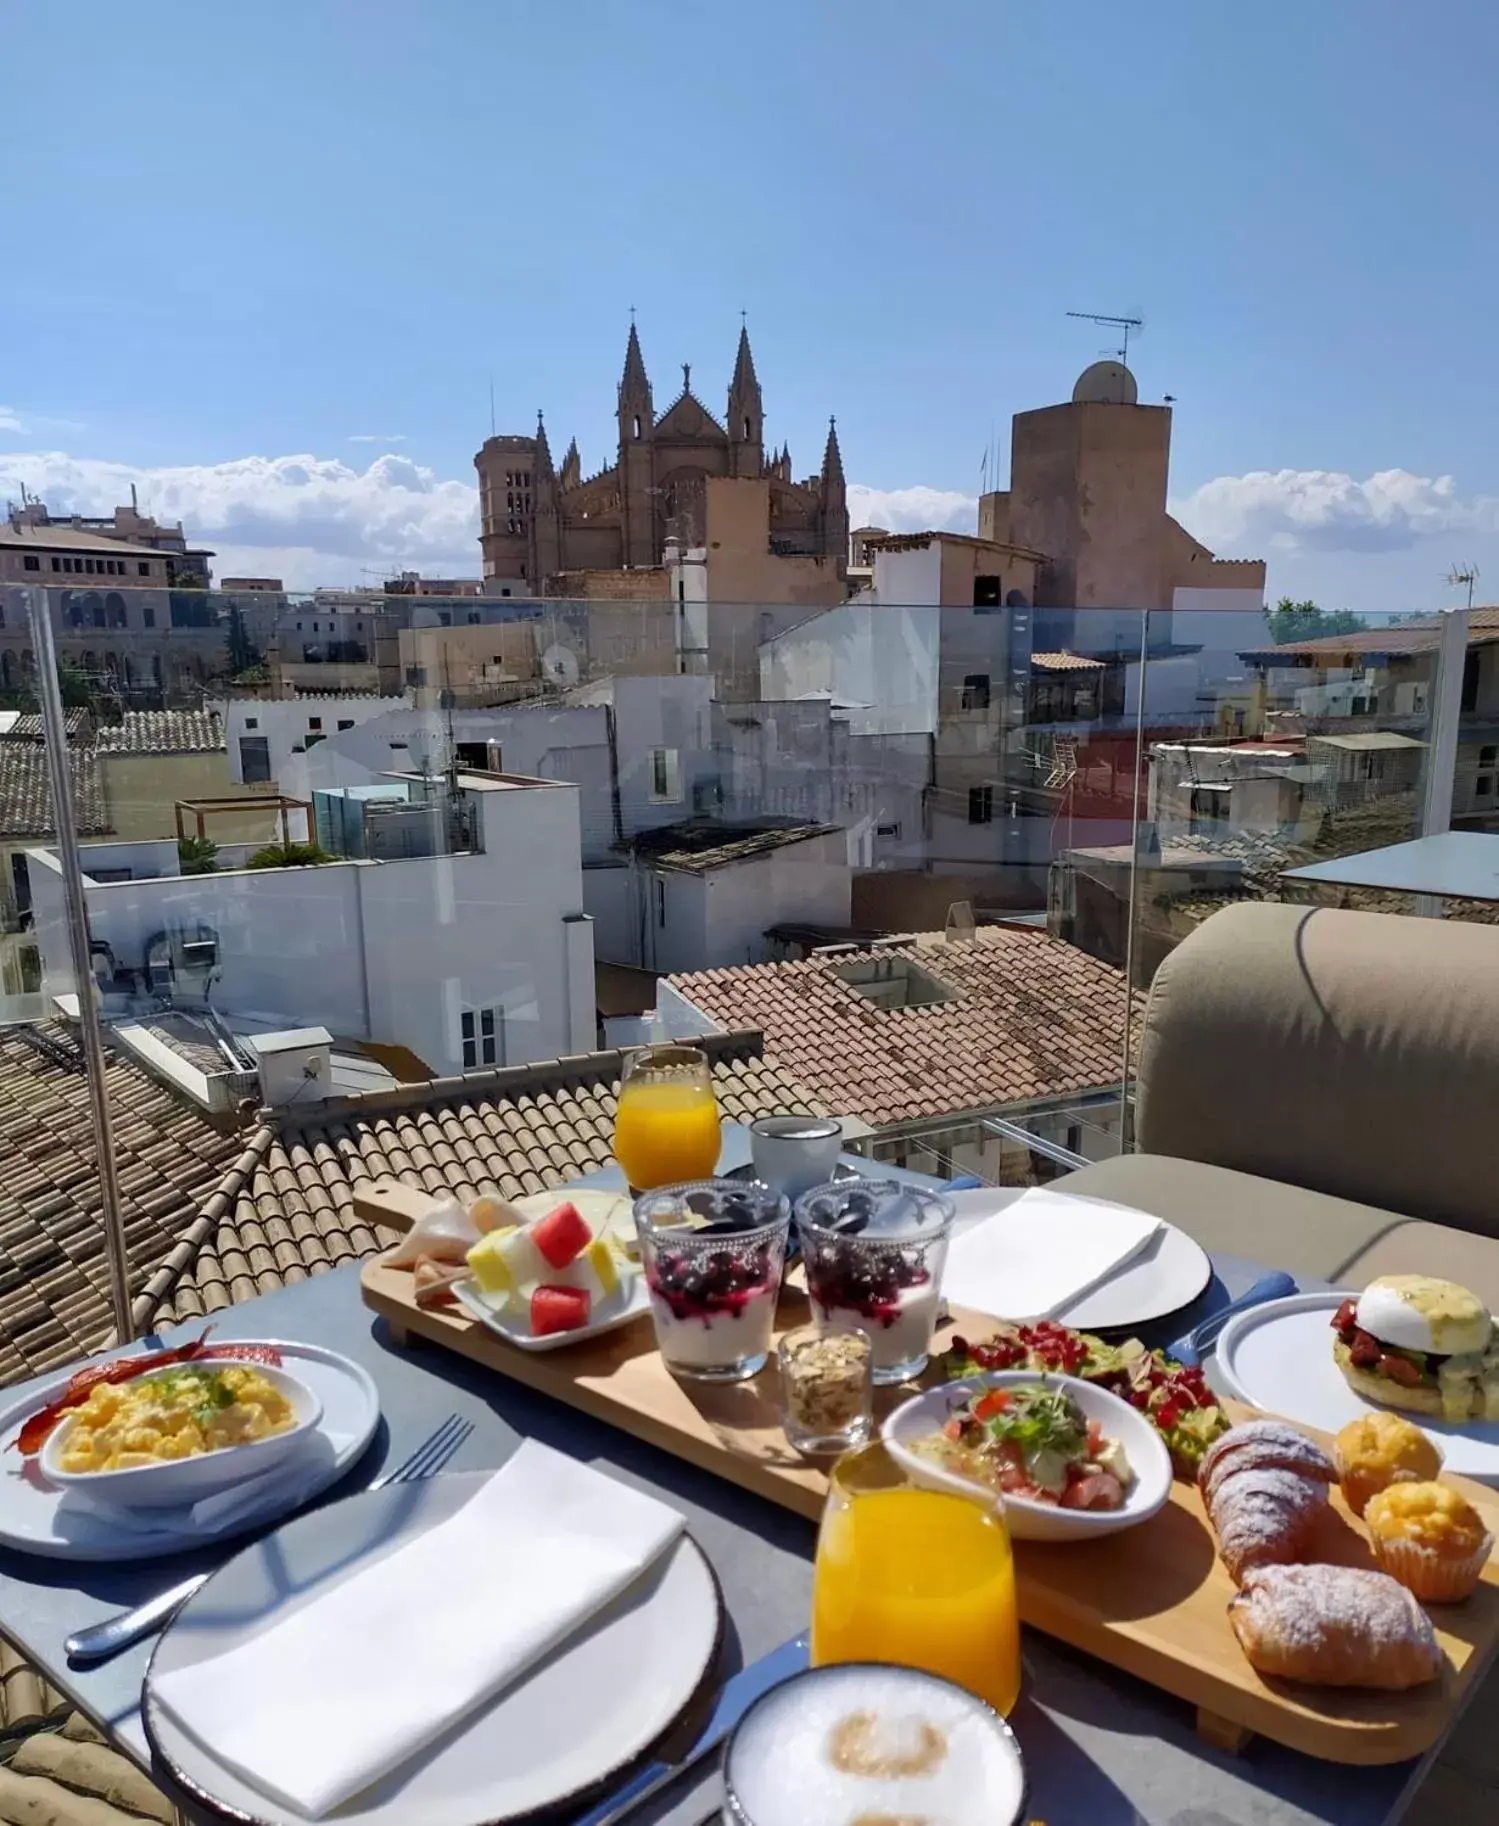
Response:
[655, 877, 666, 928]
[648, 746, 681, 802]
[743, 417, 752, 440]
[1462, 653, 1480, 714]
[968, 785, 994, 824]
[245, 717, 258, 729]
[143, 606, 156, 627]
[1477, 775, 1494, 798]
[51, 557, 60, 571]
[1480, 746, 1497, 767]
[22, 555, 39, 572]
[308, 717, 322, 731]
[338, 718, 354, 731]
[500, 587, 511, 597]
[973, 574, 1002, 608]
[239, 736, 272, 783]
[961, 673, 991, 711]
[467, 612, 481, 624]
[875, 821, 901, 838]
[138, 561, 150, 576]
[461, 1005, 500, 1068]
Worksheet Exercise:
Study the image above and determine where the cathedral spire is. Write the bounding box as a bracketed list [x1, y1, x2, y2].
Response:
[560, 435, 581, 489]
[821, 415, 844, 486]
[533, 410, 554, 477]
[728, 321, 763, 475]
[620, 321, 651, 403]
[729, 323, 759, 402]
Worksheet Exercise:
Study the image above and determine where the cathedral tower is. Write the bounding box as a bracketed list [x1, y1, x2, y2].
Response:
[617, 322, 657, 568]
[726, 324, 763, 479]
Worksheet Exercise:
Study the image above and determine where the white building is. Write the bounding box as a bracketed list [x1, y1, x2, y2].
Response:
[221, 694, 410, 788]
[28, 771, 595, 1080]
[587, 822, 852, 975]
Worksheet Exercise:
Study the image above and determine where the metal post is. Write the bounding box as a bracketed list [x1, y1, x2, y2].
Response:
[1118, 607, 1151, 1148]
[24, 587, 135, 1344]
[1414, 605, 1468, 917]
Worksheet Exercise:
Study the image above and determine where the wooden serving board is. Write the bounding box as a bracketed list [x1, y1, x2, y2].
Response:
[356, 1180, 1499, 1766]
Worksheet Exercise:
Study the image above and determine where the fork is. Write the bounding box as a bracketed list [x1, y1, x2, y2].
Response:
[64, 1413, 475, 1666]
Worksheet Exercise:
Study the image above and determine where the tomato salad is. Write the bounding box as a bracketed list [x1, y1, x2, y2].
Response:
[947, 1320, 1229, 1473]
[911, 1381, 1132, 1510]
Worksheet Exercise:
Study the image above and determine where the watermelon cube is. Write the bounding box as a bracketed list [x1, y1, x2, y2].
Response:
[530, 1201, 591, 1270]
[530, 1283, 591, 1337]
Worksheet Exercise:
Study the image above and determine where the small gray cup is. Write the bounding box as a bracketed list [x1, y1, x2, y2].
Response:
[748, 1115, 844, 1202]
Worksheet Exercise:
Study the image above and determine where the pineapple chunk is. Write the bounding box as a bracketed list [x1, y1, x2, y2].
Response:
[466, 1225, 521, 1294]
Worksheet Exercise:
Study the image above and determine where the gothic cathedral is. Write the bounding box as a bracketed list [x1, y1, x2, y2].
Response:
[475, 323, 848, 590]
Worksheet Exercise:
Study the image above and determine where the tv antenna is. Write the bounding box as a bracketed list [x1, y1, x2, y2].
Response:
[1067, 310, 1144, 369]
[1446, 563, 1479, 611]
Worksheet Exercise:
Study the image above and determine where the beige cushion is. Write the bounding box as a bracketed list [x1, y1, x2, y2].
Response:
[1135, 902, 1499, 1240]
[1057, 1153, 1499, 1312]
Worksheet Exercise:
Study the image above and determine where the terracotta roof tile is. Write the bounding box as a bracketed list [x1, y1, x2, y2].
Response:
[667, 929, 1129, 1128]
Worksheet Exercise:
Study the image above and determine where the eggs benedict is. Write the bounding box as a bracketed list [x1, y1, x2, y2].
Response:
[1332, 1275, 1499, 1423]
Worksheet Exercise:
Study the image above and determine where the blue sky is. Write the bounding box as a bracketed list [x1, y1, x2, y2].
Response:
[3, 0, 1497, 608]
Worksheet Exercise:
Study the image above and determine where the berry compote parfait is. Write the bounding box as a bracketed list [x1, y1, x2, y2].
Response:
[633, 1179, 790, 1382]
[795, 1180, 955, 1384]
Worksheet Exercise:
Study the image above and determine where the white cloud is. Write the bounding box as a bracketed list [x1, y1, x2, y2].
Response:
[0, 444, 994, 588]
[0, 449, 481, 589]
[347, 433, 406, 444]
[1173, 468, 1499, 556]
[0, 407, 28, 435]
[847, 483, 978, 535]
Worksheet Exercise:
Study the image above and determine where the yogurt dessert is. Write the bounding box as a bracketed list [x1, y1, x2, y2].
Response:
[796, 1181, 955, 1384]
[633, 1180, 790, 1381]
[723, 1663, 1026, 1826]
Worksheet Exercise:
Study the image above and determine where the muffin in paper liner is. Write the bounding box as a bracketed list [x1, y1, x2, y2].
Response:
[1369, 1526, 1494, 1604]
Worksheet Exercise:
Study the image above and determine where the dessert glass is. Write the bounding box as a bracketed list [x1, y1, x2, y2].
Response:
[633, 1178, 789, 1382]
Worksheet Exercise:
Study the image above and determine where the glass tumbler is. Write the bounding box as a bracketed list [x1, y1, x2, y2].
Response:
[795, 1179, 955, 1384]
[633, 1178, 789, 1381]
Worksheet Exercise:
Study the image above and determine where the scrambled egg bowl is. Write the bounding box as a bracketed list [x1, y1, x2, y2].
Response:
[59, 1365, 295, 1474]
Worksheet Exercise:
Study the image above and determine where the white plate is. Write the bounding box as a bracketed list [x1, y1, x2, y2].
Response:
[944, 1189, 1212, 1332]
[453, 1272, 652, 1352]
[143, 1472, 723, 1826]
[883, 1370, 1174, 1542]
[1214, 1292, 1499, 1486]
[0, 1342, 380, 1561]
[512, 1188, 639, 1258]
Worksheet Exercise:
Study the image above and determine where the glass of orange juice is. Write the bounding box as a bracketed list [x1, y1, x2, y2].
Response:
[811, 1440, 1021, 1717]
[614, 1044, 721, 1191]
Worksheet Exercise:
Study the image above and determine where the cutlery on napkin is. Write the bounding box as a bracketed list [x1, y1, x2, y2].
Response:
[149, 1439, 686, 1818]
[942, 1188, 1163, 1323]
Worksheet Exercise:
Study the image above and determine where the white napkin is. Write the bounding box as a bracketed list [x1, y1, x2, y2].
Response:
[150, 1439, 685, 1818]
[59, 1436, 336, 1541]
[942, 1188, 1163, 1322]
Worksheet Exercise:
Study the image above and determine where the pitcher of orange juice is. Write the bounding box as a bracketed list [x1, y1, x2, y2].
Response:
[811, 1439, 1022, 1717]
[613, 1044, 721, 1191]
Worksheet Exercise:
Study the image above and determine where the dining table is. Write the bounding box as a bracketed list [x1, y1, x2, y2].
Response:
[0, 1162, 1485, 1826]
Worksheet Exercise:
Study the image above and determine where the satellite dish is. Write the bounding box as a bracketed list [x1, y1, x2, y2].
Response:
[1073, 361, 1138, 405]
[541, 643, 581, 688]
[410, 604, 443, 629]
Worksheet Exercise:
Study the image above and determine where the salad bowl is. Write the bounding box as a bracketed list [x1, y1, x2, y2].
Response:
[883, 1370, 1173, 1542]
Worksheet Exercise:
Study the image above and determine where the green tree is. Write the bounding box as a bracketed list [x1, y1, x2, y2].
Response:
[1265, 598, 1367, 644]
[178, 834, 220, 875]
[245, 840, 332, 870]
[0, 661, 95, 714]
[225, 604, 262, 676]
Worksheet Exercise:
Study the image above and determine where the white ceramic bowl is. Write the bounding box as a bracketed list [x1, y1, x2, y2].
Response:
[883, 1370, 1173, 1543]
[40, 1359, 321, 1509]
